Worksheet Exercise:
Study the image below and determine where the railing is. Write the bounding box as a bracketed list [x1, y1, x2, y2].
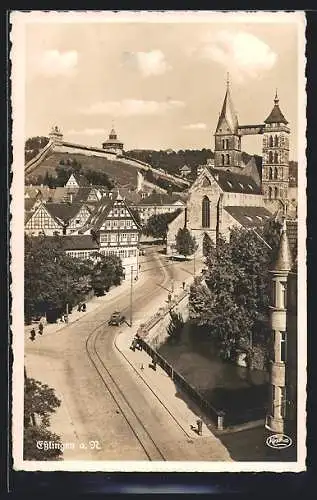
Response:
[137, 336, 225, 430]
[135, 287, 225, 430]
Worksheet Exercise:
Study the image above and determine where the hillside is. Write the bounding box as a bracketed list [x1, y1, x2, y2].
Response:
[26, 152, 139, 189]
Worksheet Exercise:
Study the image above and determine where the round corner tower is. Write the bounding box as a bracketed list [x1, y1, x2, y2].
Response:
[266, 221, 293, 434]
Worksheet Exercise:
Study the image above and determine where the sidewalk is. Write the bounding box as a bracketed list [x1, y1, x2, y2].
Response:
[24, 271, 144, 340]
[114, 273, 232, 460]
[114, 329, 232, 460]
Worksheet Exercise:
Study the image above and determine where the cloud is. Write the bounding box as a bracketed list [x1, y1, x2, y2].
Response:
[197, 31, 277, 81]
[182, 122, 207, 130]
[67, 128, 106, 136]
[122, 50, 171, 77]
[81, 98, 185, 117]
[38, 50, 78, 77]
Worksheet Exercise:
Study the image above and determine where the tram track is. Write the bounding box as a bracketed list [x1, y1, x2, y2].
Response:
[84, 252, 171, 461]
[85, 320, 166, 461]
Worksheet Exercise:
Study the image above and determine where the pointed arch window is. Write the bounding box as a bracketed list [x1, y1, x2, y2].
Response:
[274, 167, 278, 180]
[221, 154, 225, 166]
[226, 154, 230, 165]
[269, 136, 274, 147]
[268, 187, 272, 200]
[274, 152, 279, 164]
[202, 196, 210, 228]
[274, 135, 279, 147]
[269, 151, 273, 163]
[269, 167, 273, 180]
[222, 139, 225, 149]
[274, 187, 279, 199]
[226, 139, 229, 149]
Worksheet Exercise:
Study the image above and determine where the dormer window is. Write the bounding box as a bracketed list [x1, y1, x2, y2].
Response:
[248, 184, 254, 190]
[227, 181, 233, 188]
[238, 183, 244, 189]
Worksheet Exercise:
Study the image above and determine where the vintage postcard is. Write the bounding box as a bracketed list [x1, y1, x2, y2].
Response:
[11, 10, 306, 472]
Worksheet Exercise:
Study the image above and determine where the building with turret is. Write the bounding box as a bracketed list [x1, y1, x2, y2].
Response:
[214, 78, 291, 214]
[49, 125, 63, 145]
[265, 221, 297, 435]
[102, 127, 124, 155]
[166, 79, 292, 257]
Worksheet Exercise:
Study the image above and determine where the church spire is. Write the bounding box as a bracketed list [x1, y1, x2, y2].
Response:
[274, 88, 279, 105]
[216, 76, 239, 134]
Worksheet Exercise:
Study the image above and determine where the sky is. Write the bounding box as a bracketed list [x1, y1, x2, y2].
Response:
[21, 12, 305, 160]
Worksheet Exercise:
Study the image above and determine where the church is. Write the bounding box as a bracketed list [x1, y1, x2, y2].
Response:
[167, 79, 296, 256]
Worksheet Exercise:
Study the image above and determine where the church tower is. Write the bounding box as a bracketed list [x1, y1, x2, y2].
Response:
[214, 76, 241, 169]
[262, 92, 290, 203]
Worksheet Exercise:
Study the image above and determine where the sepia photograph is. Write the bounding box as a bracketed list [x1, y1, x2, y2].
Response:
[10, 10, 306, 472]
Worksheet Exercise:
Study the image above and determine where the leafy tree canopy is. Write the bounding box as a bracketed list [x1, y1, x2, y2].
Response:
[24, 375, 63, 460]
[175, 227, 197, 257]
[189, 227, 277, 358]
[143, 209, 182, 241]
[24, 235, 94, 322]
[90, 253, 124, 295]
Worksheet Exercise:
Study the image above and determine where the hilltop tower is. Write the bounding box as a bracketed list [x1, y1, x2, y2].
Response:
[266, 221, 293, 434]
[102, 126, 124, 155]
[49, 125, 63, 145]
[262, 92, 290, 203]
[214, 75, 242, 169]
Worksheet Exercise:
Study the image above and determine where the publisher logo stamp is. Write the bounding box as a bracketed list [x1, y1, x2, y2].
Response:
[266, 434, 292, 449]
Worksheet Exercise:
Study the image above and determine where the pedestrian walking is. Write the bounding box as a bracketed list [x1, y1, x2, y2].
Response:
[30, 328, 36, 341]
[140, 363, 144, 370]
[197, 419, 203, 436]
[182, 281, 185, 290]
[77, 303, 82, 312]
[168, 293, 172, 303]
[81, 303, 86, 312]
[38, 322, 44, 335]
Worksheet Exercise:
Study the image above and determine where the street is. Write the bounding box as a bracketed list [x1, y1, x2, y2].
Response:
[25, 247, 231, 461]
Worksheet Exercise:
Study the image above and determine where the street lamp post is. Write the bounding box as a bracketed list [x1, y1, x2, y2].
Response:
[129, 266, 133, 327]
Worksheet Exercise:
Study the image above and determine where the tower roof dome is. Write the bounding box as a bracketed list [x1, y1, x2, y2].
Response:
[273, 219, 293, 271]
[109, 128, 117, 139]
[264, 91, 288, 125]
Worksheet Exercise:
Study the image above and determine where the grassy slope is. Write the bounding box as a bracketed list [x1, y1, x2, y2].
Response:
[26, 152, 139, 188]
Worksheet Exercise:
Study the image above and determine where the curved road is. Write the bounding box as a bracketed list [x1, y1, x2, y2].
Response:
[25, 248, 228, 461]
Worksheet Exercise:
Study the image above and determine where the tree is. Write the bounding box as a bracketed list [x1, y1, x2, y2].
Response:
[90, 254, 124, 295]
[25, 136, 49, 162]
[24, 235, 93, 323]
[24, 375, 63, 460]
[130, 208, 142, 228]
[189, 229, 272, 360]
[167, 310, 184, 344]
[175, 227, 197, 258]
[143, 209, 181, 242]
